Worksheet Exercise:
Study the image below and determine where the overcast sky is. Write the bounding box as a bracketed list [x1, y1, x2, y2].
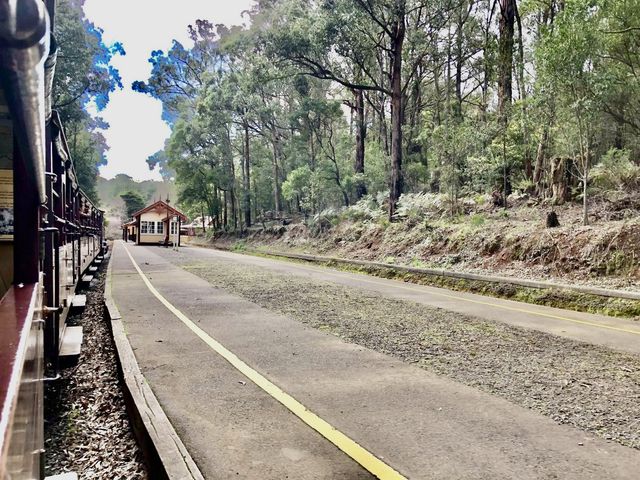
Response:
[84, 0, 255, 181]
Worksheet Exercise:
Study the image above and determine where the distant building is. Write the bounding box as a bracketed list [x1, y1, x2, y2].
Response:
[182, 215, 214, 236]
[122, 200, 188, 246]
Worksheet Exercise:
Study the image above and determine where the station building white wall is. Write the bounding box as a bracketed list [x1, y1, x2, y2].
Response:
[139, 211, 166, 244]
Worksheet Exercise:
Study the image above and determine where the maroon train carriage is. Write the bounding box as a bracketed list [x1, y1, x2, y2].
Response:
[0, 1, 105, 478]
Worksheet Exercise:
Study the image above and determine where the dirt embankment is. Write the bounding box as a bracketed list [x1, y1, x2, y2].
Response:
[208, 195, 640, 292]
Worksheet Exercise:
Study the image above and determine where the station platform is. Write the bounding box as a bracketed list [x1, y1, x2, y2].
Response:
[109, 241, 640, 479]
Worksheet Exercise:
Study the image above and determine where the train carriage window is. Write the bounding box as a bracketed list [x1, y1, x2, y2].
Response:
[0, 116, 13, 298]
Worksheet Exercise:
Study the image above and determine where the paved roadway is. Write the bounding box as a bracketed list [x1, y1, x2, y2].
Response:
[109, 241, 640, 479]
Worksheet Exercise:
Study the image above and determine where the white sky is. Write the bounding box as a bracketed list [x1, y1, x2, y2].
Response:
[84, 0, 255, 181]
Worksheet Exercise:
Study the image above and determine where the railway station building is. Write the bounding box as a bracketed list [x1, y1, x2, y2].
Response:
[122, 199, 188, 246]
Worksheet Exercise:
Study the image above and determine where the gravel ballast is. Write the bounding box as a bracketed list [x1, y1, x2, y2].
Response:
[44, 255, 148, 479]
[183, 259, 640, 450]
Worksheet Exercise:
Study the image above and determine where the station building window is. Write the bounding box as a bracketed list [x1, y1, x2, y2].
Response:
[156, 221, 164, 234]
[141, 221, 156, 234]
[170, 221, 178, 235]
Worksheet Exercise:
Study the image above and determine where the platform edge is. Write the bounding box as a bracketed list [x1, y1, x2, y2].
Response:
[104, 245, 204, 480]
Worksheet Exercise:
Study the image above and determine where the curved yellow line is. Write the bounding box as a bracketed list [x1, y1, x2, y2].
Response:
[122, 244, 406, 480]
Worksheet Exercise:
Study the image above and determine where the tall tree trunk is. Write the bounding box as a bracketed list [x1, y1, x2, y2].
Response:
[214, 186, 220, 230]
[454, 3, 465, 120]
[308, 114, 317, 172]
[243, 121, 251, 227]
[374, 49, 391, 156]
[223, 189, 228, 229]
[433, 48, 443, 126]
[388, 1, 406, 220]
[497, 0, 516, 207]
[252, 176, 258, 223]
[231, 187, 237, 230]
[481, 0, 496, 123]
[583, 165, 589, 226]
[498, 0, 516, 120]
[514, 5, 532, 181]
[533, 125, 549, 196]
[272, 139, 282, 215]
[354, 89, 367, 199]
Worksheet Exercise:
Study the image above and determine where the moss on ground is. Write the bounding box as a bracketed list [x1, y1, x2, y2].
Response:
[248, 251, 640, 319]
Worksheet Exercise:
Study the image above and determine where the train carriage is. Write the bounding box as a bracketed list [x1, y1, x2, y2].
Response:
[0, 1, 104, 478]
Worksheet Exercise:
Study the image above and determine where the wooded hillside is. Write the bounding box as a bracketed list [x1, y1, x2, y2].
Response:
[134, 0, 640, 229]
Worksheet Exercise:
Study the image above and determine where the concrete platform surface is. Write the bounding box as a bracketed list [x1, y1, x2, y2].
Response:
[109, 241, 640, 479]
[166, 246, 640, 355]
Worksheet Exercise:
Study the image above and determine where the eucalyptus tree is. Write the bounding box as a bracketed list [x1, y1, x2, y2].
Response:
[594, 0, 640, 143]
[132, 0, 640, 231]
[536, 0, 610, 224]
[53, 0, 124, 200]
[132, 20, 223, 123]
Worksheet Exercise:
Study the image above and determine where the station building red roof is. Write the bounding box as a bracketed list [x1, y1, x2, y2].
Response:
[131, 200, 188, 222]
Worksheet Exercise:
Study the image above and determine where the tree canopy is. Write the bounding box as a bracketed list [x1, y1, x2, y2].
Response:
[134, 0, 640, 229]
[54, 0, 124, 201]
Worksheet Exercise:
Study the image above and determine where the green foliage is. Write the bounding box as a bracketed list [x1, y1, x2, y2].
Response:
[282, 165, 317, 212]
[97, 175, 175, 220]
[470, 214, 486, 227]
[395, 193, 447, 222]
[129, 0, 640, 233]
[231, 240, 248, 252]
[120, 191, 146, 219]
[340, 196, 385, 222]
[53, 0, 123, 202]
[592, 149, 640, 192]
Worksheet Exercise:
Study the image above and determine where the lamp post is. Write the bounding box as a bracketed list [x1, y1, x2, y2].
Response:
[173, 215, 179, 251]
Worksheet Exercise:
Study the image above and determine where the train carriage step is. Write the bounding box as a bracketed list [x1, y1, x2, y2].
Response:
[81, 274, 94, 284]
[88, 266, 98, 273]
[94, 259, 103, 265]
[45, 473, 78, 480]
[71, 294, 86, 310]
[59, 326, 83, 359]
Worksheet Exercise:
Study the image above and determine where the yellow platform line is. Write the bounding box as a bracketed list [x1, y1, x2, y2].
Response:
[245, 253, 640, 337]
[121, 244, 406, 480]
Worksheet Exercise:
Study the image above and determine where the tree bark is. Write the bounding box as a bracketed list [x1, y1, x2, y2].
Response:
[515, 4, 532, 180]
[454, 3, 465, 119]
[388, 0, 406, 220]
[481, 0, 496, 122]
[354, 89, 367, 199]
[223, 189, 228, 229]
[243, 120, 251, 227]
[498, 0, 516, 120]
[533, 126, 549, 196]
[583, 167, 589, 226]
[550, 157, 571, 204]
[272, 139, 282, 215]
